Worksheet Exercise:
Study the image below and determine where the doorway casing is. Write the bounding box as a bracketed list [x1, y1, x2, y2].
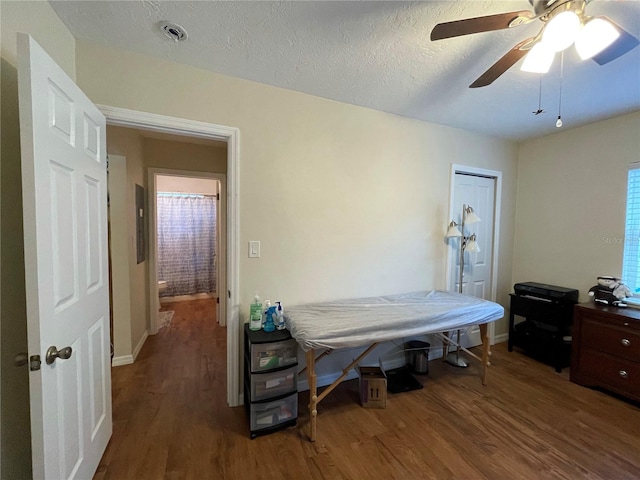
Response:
[99, 105, 241, 407]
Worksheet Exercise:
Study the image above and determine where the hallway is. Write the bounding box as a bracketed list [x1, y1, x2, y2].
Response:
[95, 299, 246, 479]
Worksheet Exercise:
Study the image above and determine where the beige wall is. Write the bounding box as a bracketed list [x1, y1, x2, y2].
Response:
[0, 1, 76, 77]
[0, 2, 76, 477]
[157, 175, 218, 195]
[514, 112, 640, 302]
[76, 42, 519, 346]
[107, 154, 133, 360]
[145, 138, 227, 173]
[106, 126, 149, 358]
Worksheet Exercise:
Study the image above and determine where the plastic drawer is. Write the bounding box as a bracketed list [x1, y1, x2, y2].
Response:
[250, 338, 298, 372]
[250, 392, 298, 432]
[250, 365, 297, 401]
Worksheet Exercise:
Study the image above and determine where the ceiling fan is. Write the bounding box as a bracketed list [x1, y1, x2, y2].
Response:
[431, 0, 639, 88]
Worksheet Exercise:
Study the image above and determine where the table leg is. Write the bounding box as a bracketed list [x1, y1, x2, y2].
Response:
[306, 349, 317, 442]
[442, 332, 449, 361]
[479, 323, 490, 386]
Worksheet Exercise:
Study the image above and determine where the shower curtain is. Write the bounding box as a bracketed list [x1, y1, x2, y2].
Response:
[157, 192, 216, 297]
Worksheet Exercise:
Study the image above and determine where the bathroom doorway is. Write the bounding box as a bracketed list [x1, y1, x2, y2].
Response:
[149, 169, 227, 331]
[156, 175, 219, 307]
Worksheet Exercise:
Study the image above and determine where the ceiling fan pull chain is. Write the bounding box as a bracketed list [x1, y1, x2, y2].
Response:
[556, 51, 564, 128]
[533, 74, 545, 115]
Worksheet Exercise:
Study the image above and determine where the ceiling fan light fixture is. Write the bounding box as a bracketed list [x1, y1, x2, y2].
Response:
[521, 42, 555, 73]
[542, 10, 581, 52]
[575, 17, 620, 60]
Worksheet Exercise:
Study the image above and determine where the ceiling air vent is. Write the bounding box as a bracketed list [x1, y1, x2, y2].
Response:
[159, 21, 188, 42]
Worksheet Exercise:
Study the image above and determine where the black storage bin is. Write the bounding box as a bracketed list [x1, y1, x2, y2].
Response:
[405, 340, 430, 374]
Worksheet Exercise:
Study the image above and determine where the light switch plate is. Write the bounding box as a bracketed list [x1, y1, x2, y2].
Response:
[248, 240, 260, 258]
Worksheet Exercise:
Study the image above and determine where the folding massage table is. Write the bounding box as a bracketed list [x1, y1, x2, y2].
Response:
[284, 290, 505, 441]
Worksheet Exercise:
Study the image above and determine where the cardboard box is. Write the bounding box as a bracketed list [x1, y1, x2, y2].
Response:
[357, 366, 387, 408]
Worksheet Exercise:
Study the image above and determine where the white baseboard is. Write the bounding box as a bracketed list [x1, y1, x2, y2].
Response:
[112, 355, 133, 367]
[160, 292, 215, 303]
[132, 330, 148, 361]
[297, 356, 407, 392]
[112, 330, 149, 367]
[494, 333, 508, 344]
[294, 336, 506, 392]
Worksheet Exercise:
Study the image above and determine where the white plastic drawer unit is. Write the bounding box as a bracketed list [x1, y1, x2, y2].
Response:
[250, 392, 298, 432]
[250, 365, 298, 401]
[250, 338, 298, 372]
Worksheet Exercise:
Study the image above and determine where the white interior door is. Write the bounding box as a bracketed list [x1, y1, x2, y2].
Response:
[449, 172, 496, 347]
[18, 33, 112, 479]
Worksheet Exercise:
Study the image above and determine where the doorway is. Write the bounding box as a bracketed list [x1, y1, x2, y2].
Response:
[152, 173, 225, 324]
[446, 164, 502, 347]
[101, 105, 241, 407]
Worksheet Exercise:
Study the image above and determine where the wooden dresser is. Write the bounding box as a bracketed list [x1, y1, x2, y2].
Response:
[571, 303, 640, 402]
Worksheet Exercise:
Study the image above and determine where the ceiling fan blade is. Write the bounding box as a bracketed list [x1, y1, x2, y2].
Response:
[591, 19, 639, 66]
[469, 38, 534, 88]
[431, 11, 534, 41]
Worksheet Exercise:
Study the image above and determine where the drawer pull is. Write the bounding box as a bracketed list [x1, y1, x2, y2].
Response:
[619, 370, 628, 379]
[621, 338, 631, 347]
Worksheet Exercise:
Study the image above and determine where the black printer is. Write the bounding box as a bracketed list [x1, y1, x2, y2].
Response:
[513, 282, 579, 304]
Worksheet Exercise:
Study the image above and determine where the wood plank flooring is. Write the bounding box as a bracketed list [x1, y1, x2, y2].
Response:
[95, 299, 640, 479]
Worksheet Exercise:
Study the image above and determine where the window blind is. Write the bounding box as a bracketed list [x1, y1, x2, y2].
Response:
[622, 163, 640, 295]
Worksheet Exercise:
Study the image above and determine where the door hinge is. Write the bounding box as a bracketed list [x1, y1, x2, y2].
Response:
[217, 297, 220, 304]
[216, 193, 220, 201]
[228, 290, 231, 299]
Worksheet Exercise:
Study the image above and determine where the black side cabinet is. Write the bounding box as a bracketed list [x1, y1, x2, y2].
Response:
[508, 294, 575, 372]
[244, 324, 298, 438]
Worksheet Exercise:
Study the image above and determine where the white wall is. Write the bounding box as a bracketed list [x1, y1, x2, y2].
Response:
[514, 111, 640, 301]
[0, 2, 76, 477]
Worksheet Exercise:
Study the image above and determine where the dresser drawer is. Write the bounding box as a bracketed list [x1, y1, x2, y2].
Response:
[579, 349, 640, 399]
[581, 317, 640, 362]
[250, 365, 297, 401]
[250, 391, 298, 432]
[250, 338, 298, 373]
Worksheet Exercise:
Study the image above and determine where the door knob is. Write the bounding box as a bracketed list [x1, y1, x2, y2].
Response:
[45, 346, 72, 365]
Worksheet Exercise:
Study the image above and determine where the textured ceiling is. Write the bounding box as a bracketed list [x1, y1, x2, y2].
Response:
[50, 0, 640, 141]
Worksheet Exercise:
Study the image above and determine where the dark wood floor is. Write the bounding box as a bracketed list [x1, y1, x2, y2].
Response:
[95, 299, 640, 479]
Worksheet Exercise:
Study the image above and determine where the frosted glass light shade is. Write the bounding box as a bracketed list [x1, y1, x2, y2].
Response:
[542, 11, 581, 52]
[465, 207, 481, 224]
[466, 234, 481, 253]
[575, 17, 620, 60]
[446, 221, 462, 237]
[521, 42, 555, 73]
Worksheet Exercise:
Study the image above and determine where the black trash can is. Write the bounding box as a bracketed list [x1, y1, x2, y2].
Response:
[405, 340, 430, 374]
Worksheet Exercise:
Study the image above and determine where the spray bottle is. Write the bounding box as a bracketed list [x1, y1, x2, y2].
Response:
[275, 301, 285, 330]
[262, 300, 271, 329]
[263, 305, 277, 332]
